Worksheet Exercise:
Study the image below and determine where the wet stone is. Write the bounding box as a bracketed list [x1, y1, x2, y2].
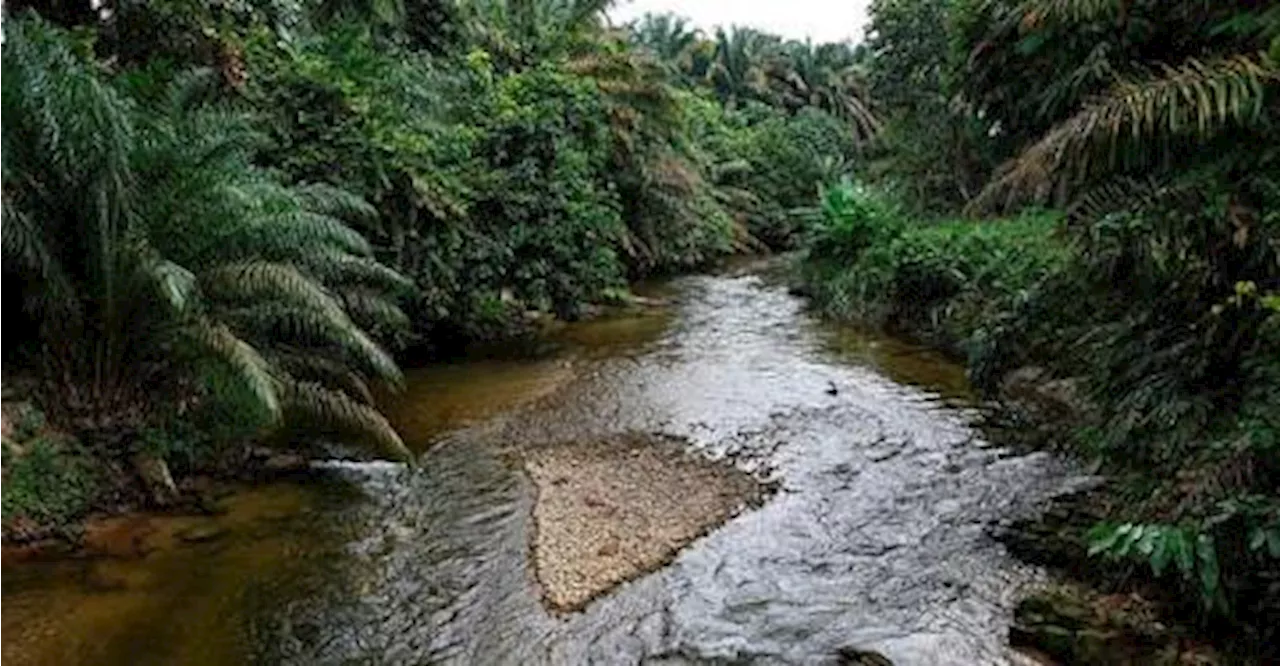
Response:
[175, 524, 227, 543]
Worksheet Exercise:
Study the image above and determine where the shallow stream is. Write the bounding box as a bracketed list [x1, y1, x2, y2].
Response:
[1, 260, 1085, 665]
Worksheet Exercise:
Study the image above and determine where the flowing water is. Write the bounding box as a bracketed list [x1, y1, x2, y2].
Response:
[1, 260, 1088, 665]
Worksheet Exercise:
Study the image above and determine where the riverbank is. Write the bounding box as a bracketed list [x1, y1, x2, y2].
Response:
[795, 198, 1278, 662]
[0, 290, 675, 552]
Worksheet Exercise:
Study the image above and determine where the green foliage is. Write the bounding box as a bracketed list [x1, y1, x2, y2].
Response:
[689, 101, 858, 248]
[804, 199, 1069, 355]
[1088, 522, 1225, 611]
[2, 435, 100, 535]
[804, 178, 904, 265]
[3, 0, 869, 528]
[2, 15, 410, 461]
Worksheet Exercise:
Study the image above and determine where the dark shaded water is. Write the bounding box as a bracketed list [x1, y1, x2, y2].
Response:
[2, 261, 1087, 665]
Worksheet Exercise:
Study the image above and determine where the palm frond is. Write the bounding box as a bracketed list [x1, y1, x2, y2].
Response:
[2, 204, 52, 275]
[279, 379, 411, 462]
[181, 318, 281, 422]
[267, 350, 377, 405]
[335, 287, 412, 332]
[1065, 174, 1199, 225]
[292, 182, 380, 223]
[219, 300, 402, 386]
[202, 261, 348, 321]
[233, 209, 374, 257]
[1018, 0, 1124, 27]
[298, 250, 417, 293]
[972, 54, 1279, 211]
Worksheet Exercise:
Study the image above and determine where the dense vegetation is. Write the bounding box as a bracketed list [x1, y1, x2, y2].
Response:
[801, 0, 1280, 657]
[4, 0, 1278, 659]
[1, 1, 864, 535]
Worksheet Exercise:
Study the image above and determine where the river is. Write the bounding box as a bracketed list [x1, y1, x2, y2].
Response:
[1, 260, 1086, 665]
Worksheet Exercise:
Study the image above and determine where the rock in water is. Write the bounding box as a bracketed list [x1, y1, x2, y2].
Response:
[132, 452, 179, 507]
[836, 647, 894, 665]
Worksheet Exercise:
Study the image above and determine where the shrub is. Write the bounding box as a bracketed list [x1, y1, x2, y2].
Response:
[802, 198, 1069, 356]
[2, 434, 100, 537]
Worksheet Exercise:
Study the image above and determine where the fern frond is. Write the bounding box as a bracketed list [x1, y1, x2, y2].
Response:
[279, 379, 410, 462]
[972, 53, 1280, 212]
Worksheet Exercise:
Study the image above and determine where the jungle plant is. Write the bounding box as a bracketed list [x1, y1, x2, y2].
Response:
[2, 16, 412, 471]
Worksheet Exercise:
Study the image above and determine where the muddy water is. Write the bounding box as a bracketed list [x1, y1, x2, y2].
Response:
[1, 261, 1086, 665]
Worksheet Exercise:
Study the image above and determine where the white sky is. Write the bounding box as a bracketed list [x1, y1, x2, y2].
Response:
[607, 0, 873, 45]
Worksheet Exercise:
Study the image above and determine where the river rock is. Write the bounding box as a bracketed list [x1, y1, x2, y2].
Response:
[1009, 584, 1218, 666]
[176, 524, 227, 543]
[131, 452, 179, 507]
[835, 647, 894, 665]
[999, 366, 1092, 422]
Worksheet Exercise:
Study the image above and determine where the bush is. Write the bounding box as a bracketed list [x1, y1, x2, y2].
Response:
[803, 196, 1069, 357]
[2, 434, 100, 538]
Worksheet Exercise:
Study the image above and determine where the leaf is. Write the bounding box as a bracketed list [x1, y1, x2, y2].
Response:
[1087, 521, 1122, 555]
[279, 379, 411, 462]
[1196, 534, 1221, 609]
[1116, 523, 1144, 557]
[182, 319, 281, 422]
[1135, 525, 1160, 556]
[1250, 526, 1267, 551]
[1150, 533, 1172, 576]
[151, 259, 198, 313]
[970, 54, 1280, 212]
[1171, 529, 1196, 576]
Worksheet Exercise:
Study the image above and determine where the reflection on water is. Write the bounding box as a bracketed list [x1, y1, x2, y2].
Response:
[1, 259, 1080, 666]
[816, 324, 975, 404]
[1, 482, 355, 666]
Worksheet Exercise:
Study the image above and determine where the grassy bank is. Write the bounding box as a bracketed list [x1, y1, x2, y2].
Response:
[800, 180, 1070, 360]
[798, 179, 1280, 660]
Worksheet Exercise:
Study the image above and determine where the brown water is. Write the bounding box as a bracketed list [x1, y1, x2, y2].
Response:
[1, 259, 1087, 665]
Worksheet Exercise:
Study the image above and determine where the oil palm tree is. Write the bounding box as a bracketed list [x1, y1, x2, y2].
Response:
[966, 0, 1280, 210]
[628, 12, 702, 78]
[706, 26, 782, 108]
[2, 16, 412, 473]
[454, 0, 614, 68]
[773, 40, 880, 142]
